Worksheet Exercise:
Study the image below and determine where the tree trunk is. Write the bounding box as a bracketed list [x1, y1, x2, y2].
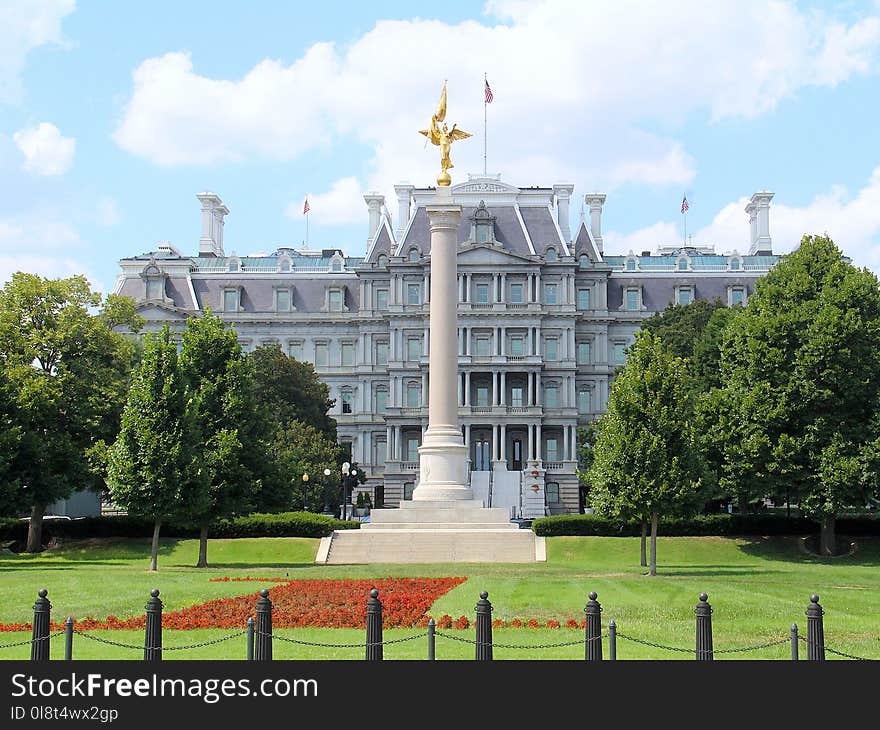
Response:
[196, 524, 209, 568]
[640, 519, 648, 567]
[649, 512, 659, 577]
[149, 519, 162, 572]
[26, 504, 45, 553]
[820, 514, 836, 556]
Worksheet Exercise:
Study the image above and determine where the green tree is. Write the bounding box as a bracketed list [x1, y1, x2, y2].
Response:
[0, 273, 140, 551]
[709, 235, 880, 554]
[269, 421, 344, 511]
[178, 312, 261, 567]
[642, 298, 728, 362]
[0, 368, 22, 516]
[107, 327, 206, 571]
[249, 344, 336, 441]
[588, 332, 706, 575]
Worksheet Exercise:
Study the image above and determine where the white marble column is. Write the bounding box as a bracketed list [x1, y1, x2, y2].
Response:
[414, 191, 471, 500]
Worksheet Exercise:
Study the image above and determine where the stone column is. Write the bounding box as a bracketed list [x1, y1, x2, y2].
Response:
[414, 191, 472, 501]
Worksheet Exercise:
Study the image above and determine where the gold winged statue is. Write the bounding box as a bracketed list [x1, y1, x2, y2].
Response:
[420, 81, 472, 186]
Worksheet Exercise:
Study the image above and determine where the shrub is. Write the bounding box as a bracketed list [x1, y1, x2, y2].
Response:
[531, 513, 880, 537]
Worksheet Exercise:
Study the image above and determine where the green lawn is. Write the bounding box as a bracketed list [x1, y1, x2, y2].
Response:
[1, 535, 878, 660]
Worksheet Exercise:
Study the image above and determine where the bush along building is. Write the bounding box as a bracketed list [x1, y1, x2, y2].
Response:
[115, 175, 779, 517]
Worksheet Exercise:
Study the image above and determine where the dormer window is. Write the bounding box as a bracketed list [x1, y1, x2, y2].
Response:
[328, 289, 344, 312]
[330, 254, 344, 272]
[228, 256, 240, 272]
[275, 288, 293, 312]
[470, 200, 497, 244]
[545, 247, 558, 262]
[729, 253, 743, 271]
[141, 261, 168, 303]
[677, 255, 690, 271]
[377, 253, 388, 268]
[223, 288, 240, 312]
[278, 256, 291, 272]
[579, 254, 589, 268]
[625, 257, 638, 271]
[408, 248, 420, 262]
[146, 278, 163, 300]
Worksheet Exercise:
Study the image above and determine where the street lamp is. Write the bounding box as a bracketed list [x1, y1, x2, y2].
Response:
[340, 462, 358, 520]
[323, 468, 332, 514]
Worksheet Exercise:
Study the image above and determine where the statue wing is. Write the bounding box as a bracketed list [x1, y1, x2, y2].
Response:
[419, 128, 441, 144]
[448, 128, 472, 141]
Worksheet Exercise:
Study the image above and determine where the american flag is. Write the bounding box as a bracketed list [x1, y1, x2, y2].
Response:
[681, 194, 689, 214]
[485, 78, 494, 104]
[303, 196, 310, 215]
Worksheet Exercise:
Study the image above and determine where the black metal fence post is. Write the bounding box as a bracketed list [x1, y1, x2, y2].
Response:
[64, 617, 74, 661]
[475, 591, 493, 661]
[427, 618, 436, 661]
[31, 589, 51, 661]
[695, 592, 714, 661]
[144, 589, 162, 662]
[365, 588, 383, 661]
[608, 620, 617, 661]
[584, 591, 602, 661]
[790, 623, 799, 661]
[806, 594, 825, 661]
[254, 589, 273, 661]
[246, 616, 255, 661]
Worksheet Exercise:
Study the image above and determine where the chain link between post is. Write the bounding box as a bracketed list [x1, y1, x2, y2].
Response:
[0, 631, 66, 650]
[71, 628, 247, 652]
[434, 631, 604, 650]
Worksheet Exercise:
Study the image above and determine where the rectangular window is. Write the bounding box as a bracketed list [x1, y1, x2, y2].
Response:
[614, 343, 626, 365]
[146, 279, 162, 300]
[375, 341, 388, 365]
[577, 341, 591, 365]
[407, 437, 420, 462]
[509, 283, 523, 303]
[288, 342, 303, 360]
[677, 288, 693, 306]
[329, 290, 343, 312]
[732, 287, 745, 306]
[224, 289, 238, 312]
[375, 440, 387, 466]
[545, 438, 558, 462]
[475, 337, 491, 357]
[407, 338, 421, 361]
[544, 338, 558, 361]
[407, 284, 420, 305]
[577, 288, 591, 310]
[546, 482, 560, 504]
[510, 337, 524, 356]
[544, 283, 558, 305]
[476, 386, 489, 407]
[375, 389, 387, 413]
[475, 283, 489, 304]
[314, 342, 328, 368]
[375, 289, 388, 310]
[626, 289, 639, 311]
[341, 392, 353, 414]
[511, 387, 524, 407]
[544, 385, 558, 408]
[403, 482, 415, 500]
[406, 384, 420, 408]
[578, 388, 591, 414]
[276, 289, 291, 312]
[341, 342, 355, 367]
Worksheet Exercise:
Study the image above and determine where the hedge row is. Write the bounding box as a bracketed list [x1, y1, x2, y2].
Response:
[531, 513, 880, 537]
[0, 511, 359, 543]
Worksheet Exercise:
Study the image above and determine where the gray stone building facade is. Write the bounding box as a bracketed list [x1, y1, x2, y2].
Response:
[114, 175, 779, 516]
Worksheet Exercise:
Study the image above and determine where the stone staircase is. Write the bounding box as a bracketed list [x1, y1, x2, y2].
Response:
[317, 500, 544, 564]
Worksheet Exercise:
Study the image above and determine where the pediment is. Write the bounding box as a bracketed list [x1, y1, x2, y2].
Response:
[135, 302, 191, 320]
[452, 179, 520, 195]
[457, 243, 534, 265]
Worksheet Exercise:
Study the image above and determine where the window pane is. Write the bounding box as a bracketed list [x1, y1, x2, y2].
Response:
[342, 343, 355, 366]
[476, 387, 489, 407]
[544, 386, 558, 408]
[511, 387, 523, 407]
[545, 439, 558, 461]
[314, 343, 328, 367]
[476, 338, 490, 356]
[376, 341, 388, 365]
[224, 290, 238, 312]
[579, 255, 589, 268]
[545, 339, 558, 360]
[276, 289, 291, 312]
[407, 284, 420, 304]
[577, 288, 590, 310]
[407, 438, 420, 462]
[577, 342, 591, 365]
[677, 288, 692, 305]
[329, 290, 343, 311]
[626, 259, 636, 271]
[376, 289, 388, 309]
[730, 259, 741, 271]
[407, 338, 421, 361]
[403, 482, 415, 500]
[626, 290, 639, 310]
[510, 338, 524, 356]
[476, 283, 489, 304]
[146, 279, 162, 300]
[546, 482, 560, 504]
[375, 440, 386, 466]
[408, 248, 420, 262]
[678, 259, 688, 271]
[544, 284, 557, 304]
[289, 342, 303, 360]
[732, 288, 744, 305]
[546, 248, 557, 262]
[509, 283, 523, 303]
[407, 384, 420, 407]
[342, 392, 353, 414]
[614, 343, 626, 364]
[376, 390, 387, 413]
[578, 389, 591, 414]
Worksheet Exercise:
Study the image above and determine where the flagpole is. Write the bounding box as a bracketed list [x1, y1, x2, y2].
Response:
[483, 72, 487, 176]
[306, 209, 309, 249]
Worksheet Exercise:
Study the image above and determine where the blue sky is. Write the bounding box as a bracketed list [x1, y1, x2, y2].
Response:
[1, 0, 880, 294]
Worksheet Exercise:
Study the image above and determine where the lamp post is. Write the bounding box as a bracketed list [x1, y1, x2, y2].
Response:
[340, 462, 358, 520]
[301, 473, 309, 511]
[323, 468, 332, 514]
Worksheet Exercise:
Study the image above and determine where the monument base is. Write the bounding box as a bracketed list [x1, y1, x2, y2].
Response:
[412, 424, 472, 501]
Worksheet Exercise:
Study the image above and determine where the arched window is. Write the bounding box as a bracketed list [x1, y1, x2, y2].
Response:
[331, 258, 343, 272]
[377, 253, 388, 268]
[228, 257, 239, 272]
[579, 254, 589, 268]
[625, 258, 637, 271]
[279, 257, 291, 272]
[677, 256, 689, 271]
[545, 247, 558, 262]
[408, 248, 420, 262]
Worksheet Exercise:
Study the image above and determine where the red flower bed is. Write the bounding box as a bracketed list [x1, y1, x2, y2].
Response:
[0, 577, 466, 632]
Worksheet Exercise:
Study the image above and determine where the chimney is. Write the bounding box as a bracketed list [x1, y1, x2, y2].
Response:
[584, 193, 606, 253]
[197, 192, 228, 258]
[748, 191, 774, 255]
[394, 183, 414, 240]
[364, 192, 385, 246]
[553, 184, 575, 242]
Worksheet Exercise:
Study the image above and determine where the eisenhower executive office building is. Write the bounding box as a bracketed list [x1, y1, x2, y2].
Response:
[114, 175, 779, 517]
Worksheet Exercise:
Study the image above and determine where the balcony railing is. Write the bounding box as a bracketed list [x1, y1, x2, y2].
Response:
[543, 461, 564, 470]
[401, 461, 419, 470]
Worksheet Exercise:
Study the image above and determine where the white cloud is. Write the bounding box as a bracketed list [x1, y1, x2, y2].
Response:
[95, 197, 121, 226]
[0, 0, 75, 104]
[0, 215, 97, 288]
[286, 177, 364, 226]
[13, 122, 75, 175]
[605, 166, 880, 271]
[114, 0, 879, 200]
